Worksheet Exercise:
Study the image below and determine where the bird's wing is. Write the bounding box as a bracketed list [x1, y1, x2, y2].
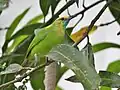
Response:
[26, 28, 49, 57]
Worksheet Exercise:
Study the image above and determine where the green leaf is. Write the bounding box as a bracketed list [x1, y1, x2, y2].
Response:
[6, 7, 30, 40]
[65, 75, 80, 82]
[107, 60, 120, 73]
[7, 35, 28, 53]
[0, 36, 33, 90]
[39, 0, 50, 17]
[93, 42, 120, 53]
[108, 0, 120, 25]
[10, 23, 43, 40]
[51, 0, 61, 15]
[9, 35, 34, 64]
[81, 43, 95, 67]
[56, 66, 68, 83]
[99, 71, 120, 88]
[0, 36, 34, 90]
[0, 64, 23, 75]
[75, 0, 79, 7]
[56, 86, 63, 90]
[2, 8, 30, 53]
[39, 0, 61, 16]
[65, 27, 74, 45]
[0, 0, 9, 11]
[30, 57, 45, 90]
[13, 35, 34, 54]
[0, 54, 24, 64]
[0, 74, 15, 90]
[30, 68, 45, 90]
[27, 14, 44, 25]
[47, 44, 100, 90]
[66, 27, 74, 35]
[100, 86, 111, 90]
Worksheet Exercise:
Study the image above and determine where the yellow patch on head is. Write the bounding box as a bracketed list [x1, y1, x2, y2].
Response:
[58, 16, 69, 21]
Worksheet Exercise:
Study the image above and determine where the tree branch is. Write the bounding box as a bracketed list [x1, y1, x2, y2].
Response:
[41, 0, 105, 28]
[73, 0, 113, 47]
[69, 0, 105, 20]
[0, 27, 9, 30]
[66, 0, 105, 27]
[98, 14, 120, 27]
[0, 61, 52, 89]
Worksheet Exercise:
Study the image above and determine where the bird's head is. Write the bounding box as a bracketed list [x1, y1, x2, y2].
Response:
[58, 16, 70, 27]
[55, 16, 70, 29]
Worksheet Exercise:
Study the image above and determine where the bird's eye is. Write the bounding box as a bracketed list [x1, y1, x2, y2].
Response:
[60, 17, 65, 20]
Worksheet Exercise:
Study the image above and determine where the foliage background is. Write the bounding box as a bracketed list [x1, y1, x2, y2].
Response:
[0, 0, 120, 90]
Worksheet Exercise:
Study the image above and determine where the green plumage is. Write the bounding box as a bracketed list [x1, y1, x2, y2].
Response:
[26, 18, 66, 59]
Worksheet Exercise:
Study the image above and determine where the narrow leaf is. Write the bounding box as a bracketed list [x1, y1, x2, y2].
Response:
[11, 35, 34, 64]
[0, 54, 24, 64]
[93, 42, 120, 53]
[30, 57, 45, 90]
[81, 43, 95, 67]
[10, 23, 43, 40]
[56, 66, 68, 83]
[108, 0, 120, 25]
[0, 74, 15, 90]
[39, 0, 50, 16]
[66, 27, 74, 35]
[2, 8, 30, 53]
[50, 0, 61, 15]
[71, 26, 97, 43]
[6, 7, 30, 40]
[107, 60, 120, 73]
[0, 64, 23, 75]
[99, 71, 120, 88]
[27, 14, 44, 25]
[75, 0, 79, 7]
[7, 35, 28, 52]
[30, 68, 45, 90]
[47, 44, 100, 90]
[100, 86, 111, 90]
[65, 75, 80, 82]
[0, 0, 9, 11]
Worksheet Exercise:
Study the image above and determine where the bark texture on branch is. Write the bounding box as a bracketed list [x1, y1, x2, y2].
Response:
[44, 62, 57, 90]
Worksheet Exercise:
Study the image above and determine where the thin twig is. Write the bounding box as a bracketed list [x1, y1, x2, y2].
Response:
[0, 61, 52, 89]
[0, 27, 9, 30]
[66, 0, 105, 28]
[73, 13, 84, 27]
[98, 19, 117, 26]
[65, 0, 71, 17]
[41, 0, 105, 28]
[73, 0, 113, 47]
[98, 14, 120, 27]
[82, 0, 86, 9]
[69, 0, 105, 20]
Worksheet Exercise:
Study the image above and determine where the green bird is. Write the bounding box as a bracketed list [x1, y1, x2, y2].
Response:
[26, 17, 69, 59]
